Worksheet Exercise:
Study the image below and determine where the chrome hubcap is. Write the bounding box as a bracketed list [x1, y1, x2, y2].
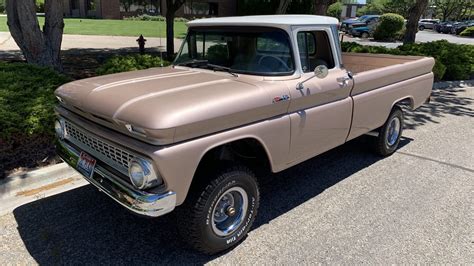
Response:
[211, 187, 248, 237]
[386, 117, 401, 146]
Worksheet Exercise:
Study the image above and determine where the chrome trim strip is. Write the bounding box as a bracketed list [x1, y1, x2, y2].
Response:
[56, 139, 176, 217]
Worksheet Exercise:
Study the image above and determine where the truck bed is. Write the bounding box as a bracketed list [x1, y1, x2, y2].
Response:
[342, 52, 435, 141]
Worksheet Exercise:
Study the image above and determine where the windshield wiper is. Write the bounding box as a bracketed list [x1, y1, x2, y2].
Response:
[176, 59, 238, 77]
[206, 63, 238, 77]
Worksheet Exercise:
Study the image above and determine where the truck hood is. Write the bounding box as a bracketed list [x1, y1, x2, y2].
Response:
[55, 67, 287, 144]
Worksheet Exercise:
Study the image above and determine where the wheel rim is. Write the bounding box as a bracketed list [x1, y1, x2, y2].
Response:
[386, 117, 401, 146]
[211, 187, 248, 237]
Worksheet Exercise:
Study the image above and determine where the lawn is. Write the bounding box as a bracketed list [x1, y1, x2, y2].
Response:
[0, 17, 188, 38]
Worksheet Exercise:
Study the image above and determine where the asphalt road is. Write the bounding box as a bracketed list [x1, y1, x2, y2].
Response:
[0, 83, 473, 264]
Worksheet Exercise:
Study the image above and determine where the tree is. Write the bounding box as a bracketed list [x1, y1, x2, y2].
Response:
[404, 0, 429, 44]
[384, 0, 413, 17]
[357, 0, 388, 16]
[165, 0, 185, 58]
[120, 0, 134, 12]
[276, 0, 292, 14]
[434, 0, 473, 21]
[6, 0, 64, 71]
[327, 1, 343, 18]
[314, 0, 337, 15]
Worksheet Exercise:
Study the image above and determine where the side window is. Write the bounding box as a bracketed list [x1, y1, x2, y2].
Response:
[297, 30, 335, 73]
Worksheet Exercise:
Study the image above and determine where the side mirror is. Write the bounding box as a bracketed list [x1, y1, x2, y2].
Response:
[297, 65, 329, 90]
[314, 65, 329, 79]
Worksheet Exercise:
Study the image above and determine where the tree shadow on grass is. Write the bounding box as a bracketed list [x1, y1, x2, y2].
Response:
[403, 84, 474, 130]
[12, 137, 411, 264]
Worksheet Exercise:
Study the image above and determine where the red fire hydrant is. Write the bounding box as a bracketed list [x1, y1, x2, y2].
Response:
[137, 34, 147, 54]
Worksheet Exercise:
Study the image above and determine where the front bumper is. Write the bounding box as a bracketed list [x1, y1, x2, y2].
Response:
[56, 139, 176, 217]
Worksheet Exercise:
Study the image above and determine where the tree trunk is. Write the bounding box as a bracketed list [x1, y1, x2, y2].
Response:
[276, 0, 291, 14]
[166, 12, 175, 58]
[314, 0, 336, 15]
[165, 0, 184, 60]
[6, 0, 64, 71]
[403, 0, 429, 44]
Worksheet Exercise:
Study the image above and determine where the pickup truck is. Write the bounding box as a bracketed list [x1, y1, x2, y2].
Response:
[54, 15, 434, 254]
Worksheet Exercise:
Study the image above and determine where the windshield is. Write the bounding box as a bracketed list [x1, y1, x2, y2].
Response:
[174, 27, 295, 76]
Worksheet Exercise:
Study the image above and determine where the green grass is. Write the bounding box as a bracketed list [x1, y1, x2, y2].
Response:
[0, 17, 188, 38]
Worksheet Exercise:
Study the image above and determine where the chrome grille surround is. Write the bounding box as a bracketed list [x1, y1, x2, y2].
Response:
[64, 119, 134, 176]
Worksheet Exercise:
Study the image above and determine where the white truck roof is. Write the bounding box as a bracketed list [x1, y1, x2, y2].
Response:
[187, 15, 340, 28]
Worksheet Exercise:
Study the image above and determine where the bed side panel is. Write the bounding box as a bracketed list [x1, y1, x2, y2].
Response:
[347, 72, 433, 141]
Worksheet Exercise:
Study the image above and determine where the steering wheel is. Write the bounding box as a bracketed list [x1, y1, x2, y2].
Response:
[257, 55, 289, 71]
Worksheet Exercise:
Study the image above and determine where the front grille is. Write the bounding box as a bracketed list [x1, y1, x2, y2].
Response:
[64, 120, 134, 175]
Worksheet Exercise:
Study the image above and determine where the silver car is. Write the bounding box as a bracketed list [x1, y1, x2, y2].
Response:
[419, 19, 440, 30]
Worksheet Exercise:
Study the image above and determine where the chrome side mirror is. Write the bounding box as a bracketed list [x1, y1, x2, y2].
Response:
[297, 65, 329, 90]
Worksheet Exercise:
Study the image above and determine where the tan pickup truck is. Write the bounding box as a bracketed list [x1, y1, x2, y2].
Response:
[55, 15, 434, 254]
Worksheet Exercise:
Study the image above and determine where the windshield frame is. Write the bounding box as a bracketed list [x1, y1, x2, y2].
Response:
[173, 26, 296, 77]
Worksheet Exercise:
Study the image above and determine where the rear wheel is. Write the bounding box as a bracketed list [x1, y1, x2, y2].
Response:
[419, 25, 425, 31]
[177, 165, 260, 254]
[374, 107, 404, 156]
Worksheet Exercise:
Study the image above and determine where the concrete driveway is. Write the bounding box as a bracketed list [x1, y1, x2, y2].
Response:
[0, 83, 472, 264]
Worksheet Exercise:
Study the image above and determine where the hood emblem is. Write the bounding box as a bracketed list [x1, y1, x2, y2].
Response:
[272, 94, 290, 103]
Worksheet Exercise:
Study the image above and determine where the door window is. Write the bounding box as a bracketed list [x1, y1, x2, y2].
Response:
[297, 30, 335, 73]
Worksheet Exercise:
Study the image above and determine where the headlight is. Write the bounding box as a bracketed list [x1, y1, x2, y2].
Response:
[128, 158, 162, 189]
[55, 118, 66, 139]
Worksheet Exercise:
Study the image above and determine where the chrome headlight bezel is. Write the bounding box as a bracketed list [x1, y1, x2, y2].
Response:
[128, 158, 162, 190]
[55, 118, 66, 140]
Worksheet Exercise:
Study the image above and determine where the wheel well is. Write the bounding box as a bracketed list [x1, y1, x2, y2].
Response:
[191, 138, 272, 186]
[393, 97, 414, 110]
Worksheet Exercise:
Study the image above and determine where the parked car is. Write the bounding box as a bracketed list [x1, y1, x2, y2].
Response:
[54, 15, 435, 254]
[350, 23, 377, 38]
[452, 21, 474, 35]
[418, 19, 440, 30]
[341, 15, 379, 32]
[436, 21, 458, 33]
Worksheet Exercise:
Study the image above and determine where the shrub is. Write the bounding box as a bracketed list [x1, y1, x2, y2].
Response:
[327, 2, 343, 19]
[96, 54, 170, 75]
[460, 26, 474, 37]
[123, 15, 188, 22]
[341, 40, 474, 81]
[373, 13, 405, 41]
[0, 62, 70, 140]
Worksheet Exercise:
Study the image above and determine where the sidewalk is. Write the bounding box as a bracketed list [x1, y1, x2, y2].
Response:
[0, 32, 182, 52]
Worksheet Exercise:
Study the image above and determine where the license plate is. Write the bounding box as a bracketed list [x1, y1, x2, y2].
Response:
[77, 152, 96, 178]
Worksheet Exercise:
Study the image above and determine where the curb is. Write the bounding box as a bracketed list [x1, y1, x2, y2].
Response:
[433, 79, 474, 89]
[0, 163, 87, 216]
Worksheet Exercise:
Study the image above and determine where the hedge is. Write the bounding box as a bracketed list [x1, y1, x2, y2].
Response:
[341, 40, 474, 81]
[96, 54, 170, 75]
[373, 13, 405, 41]
[460, 26, 474, 37]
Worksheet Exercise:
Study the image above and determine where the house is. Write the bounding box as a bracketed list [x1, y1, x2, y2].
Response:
[341, 0, 366, 19]
[62, 0, 237, 19]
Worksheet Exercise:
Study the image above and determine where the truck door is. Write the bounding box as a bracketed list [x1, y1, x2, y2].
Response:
[286, 27, 354, 164]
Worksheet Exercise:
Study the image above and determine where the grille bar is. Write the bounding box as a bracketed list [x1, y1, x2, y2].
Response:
[64, 120, 134, 176]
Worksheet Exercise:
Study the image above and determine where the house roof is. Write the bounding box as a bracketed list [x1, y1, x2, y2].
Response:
[187, 15, 340, 28]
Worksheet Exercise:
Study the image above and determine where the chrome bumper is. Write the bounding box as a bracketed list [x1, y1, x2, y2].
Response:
[56, 139, 176, 217]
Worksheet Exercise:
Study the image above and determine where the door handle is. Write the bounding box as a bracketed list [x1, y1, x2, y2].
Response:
[336, 76, 351, 87]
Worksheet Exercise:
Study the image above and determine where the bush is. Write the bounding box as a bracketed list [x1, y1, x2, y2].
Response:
[341, 40, 474, 81]
[327, 2, 342, 19]
[123, 15, 188, 22]
[0, 62, 70, 139]
[460, 26, 474, 37]
[96, 54, 170, 75]
[373, 13, 405, 41]
[0, 0, 5, 13]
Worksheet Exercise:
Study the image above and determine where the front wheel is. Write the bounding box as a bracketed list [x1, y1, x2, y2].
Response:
[361, 32, 370, 38]
[177, 166, 260, 254]
[374, 107, 404, 156]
